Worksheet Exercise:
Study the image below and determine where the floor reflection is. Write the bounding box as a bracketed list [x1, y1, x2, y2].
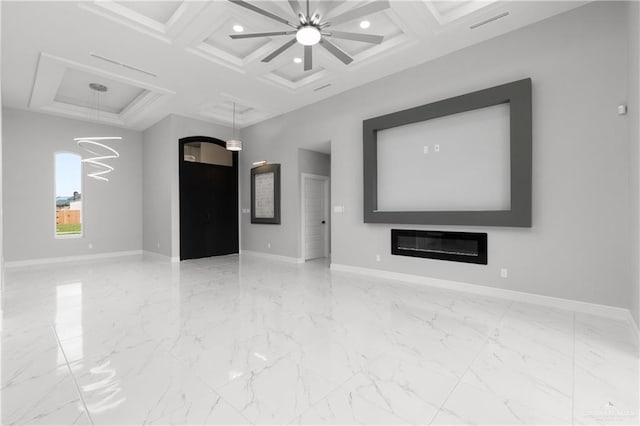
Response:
[83, 360, 125, 414]
[55, 282, 83, 364]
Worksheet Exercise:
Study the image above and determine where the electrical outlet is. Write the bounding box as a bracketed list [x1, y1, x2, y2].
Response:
[501, 268, 508, 278]
[267, 242, 271, 249]
[423, 146, 429, 154]
[157, 243, 160, 249]
[88, 243, 93, 249]
[375, 254, 381, 262]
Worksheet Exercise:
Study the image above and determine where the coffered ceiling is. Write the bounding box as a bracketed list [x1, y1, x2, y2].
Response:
[1, 1, 587, 130]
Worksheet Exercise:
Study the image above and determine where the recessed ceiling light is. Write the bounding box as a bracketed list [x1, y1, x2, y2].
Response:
[233, 24, 244, 33]
[359, 20, 371, 29]
[293, 57, 302, 64]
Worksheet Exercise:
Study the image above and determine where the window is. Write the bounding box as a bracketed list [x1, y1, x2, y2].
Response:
[183, 141, 232, 166]
[55, 153, 82, 237]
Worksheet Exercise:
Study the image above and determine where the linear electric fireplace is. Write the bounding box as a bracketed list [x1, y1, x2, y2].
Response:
[391, 229, 487, 264]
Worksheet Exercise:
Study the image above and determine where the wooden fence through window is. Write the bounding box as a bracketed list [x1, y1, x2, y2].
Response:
[56, 210, 80, 225]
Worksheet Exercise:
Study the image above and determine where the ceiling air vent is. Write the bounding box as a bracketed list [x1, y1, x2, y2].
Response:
[90, 53, 157, 78]
[314, 83, 332, 92]
[470, 12, 509, 30]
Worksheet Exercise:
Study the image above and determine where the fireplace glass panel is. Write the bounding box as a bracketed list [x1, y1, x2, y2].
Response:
[392, 229, 487, 264]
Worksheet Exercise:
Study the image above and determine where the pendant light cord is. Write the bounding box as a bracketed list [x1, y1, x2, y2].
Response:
[233, 102, 237, 140]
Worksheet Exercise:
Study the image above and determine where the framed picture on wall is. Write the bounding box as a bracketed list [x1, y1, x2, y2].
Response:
[251, 163, 281, 224]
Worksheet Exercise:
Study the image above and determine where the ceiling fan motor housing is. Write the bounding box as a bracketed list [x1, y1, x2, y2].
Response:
[228, 0, 389, 70]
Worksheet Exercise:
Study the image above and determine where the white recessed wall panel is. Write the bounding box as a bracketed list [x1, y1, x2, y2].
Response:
[376, 103, 510, 211]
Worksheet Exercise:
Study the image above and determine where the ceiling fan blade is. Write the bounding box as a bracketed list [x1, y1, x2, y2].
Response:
[228, 0, 294, 27]
[287, 0, 302, 16]
[319, 38, 353, 65]
[304, 45, 312, 71]
[230, 31, 296, 39]
[325, 31, 384, 44]
[325, 0, 390, 27]
[262, 38, 298, 62]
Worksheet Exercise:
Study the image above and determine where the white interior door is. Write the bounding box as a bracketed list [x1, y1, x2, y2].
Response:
[303, 176, 328, 260]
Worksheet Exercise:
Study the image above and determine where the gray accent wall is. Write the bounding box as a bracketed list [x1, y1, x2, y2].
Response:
[364, 79, 532, 227]
[239, 2, 637, 311]
[629, 1, 640, 327]
[142, 114, 233, 259]
[2, 108, 143, 261]
[0, 2, 4, 287]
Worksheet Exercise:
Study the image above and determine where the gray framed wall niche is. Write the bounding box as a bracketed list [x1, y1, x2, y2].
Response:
[363, 78, 532, 227]
[251, 163, 281, 224]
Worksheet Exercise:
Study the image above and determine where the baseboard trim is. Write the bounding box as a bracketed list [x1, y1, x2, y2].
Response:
[142, 250, 178, 262]
[5, 250, 144, 268]
[240, 250, 304, 264]
[330, 263, 632, 322]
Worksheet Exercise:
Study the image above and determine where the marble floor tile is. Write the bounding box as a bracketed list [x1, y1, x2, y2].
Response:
[70, 340, 248, 425]
[2, 324, 65, 388]
[2, 365, 89, 425]
[342, 351, 459, 424]
[291, 374, 411, 425]
[431, 381, 569, 425]
[459, 303, 574, 423]
[573, 313, 639, 425]
[216, 336, 372, 423]
[2, 254, 638, 425]
[387, 305, 496, 378]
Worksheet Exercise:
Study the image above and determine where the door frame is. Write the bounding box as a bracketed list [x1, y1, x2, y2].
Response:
[300, 173, 330, 261]
[178, 136, 239, 260]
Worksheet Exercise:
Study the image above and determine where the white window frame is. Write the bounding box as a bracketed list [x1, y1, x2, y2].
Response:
[54, 151, 84, 239]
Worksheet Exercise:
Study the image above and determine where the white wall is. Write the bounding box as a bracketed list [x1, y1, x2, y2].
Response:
[142, 115, 173, 257]
[299, 148, 330, 178]
[240, 2, 636, 310]
[142, 114, 233, 259]
[2, 108, 142, 261]
[628, 1, 640, 326]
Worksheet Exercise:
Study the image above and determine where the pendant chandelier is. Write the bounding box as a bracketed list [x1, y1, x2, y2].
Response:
[226, 102, 242, 151]
[76, 83, 121, 182]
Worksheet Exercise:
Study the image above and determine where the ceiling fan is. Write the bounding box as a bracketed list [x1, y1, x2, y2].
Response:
[228, 0, 389, 71]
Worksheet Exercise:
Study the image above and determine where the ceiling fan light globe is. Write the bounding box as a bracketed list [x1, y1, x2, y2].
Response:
[296, 25, 321, 46]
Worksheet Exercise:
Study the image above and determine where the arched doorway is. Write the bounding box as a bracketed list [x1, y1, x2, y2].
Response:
[179, 136, 238, 260]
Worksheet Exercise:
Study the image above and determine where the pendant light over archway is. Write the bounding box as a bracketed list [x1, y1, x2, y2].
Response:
[226, 102, 242, 151]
